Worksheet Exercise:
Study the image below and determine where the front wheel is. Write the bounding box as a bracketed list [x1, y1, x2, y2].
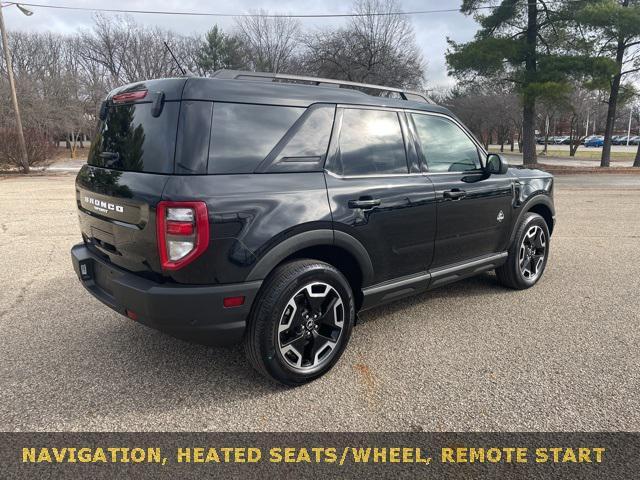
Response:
[496, 212, 550, 290]
[244, 259, 355, 386]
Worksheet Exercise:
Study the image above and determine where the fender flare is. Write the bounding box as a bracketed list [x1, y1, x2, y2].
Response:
[509, 194, 555, 245]
[246, 229, 374, 285]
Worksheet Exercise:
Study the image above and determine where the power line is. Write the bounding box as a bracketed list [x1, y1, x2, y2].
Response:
[3, 1, 488, 18]
[1, 1, 583, 19]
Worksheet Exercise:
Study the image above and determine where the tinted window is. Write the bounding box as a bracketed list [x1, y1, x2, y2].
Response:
[88, 102, 180, 174]
[175, 101, 213, 174]
[276, 105, 334, 162]
[263, 105, 335, 172]
[411, 114, 480, 172]
[208, 103, 303, 174]
[338, 109, 408, 176]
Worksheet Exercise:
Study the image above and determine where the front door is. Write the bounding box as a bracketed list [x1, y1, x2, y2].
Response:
[408, 112, 514, 269]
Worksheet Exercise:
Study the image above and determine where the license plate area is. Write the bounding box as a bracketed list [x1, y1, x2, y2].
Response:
[93, 261, 115, 297]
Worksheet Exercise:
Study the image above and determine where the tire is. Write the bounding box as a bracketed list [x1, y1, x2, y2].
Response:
[496, 212, 550, 290]
[244, 259, 356, 386]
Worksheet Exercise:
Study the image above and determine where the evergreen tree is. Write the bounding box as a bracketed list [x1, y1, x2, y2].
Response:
[447, 0, 614, 166]
[575, 0, 640, 167]
[196, 26, 246, 75]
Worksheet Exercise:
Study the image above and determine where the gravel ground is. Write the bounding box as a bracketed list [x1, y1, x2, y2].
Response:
[0, 174, 638, 432]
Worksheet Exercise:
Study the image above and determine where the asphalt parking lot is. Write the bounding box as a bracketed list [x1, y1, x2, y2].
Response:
[1, 173, 639, 432]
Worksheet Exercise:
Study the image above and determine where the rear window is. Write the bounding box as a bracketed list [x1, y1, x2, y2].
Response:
[88, 102, 179, 174]
[208, 103, 303, 174]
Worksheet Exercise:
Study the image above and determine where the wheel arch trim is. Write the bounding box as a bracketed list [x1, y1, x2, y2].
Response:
[246, 229, 374, 285]
[509, 194, 555, 245]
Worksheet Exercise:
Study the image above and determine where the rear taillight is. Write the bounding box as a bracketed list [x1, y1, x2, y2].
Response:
[156, 201, 209, 270]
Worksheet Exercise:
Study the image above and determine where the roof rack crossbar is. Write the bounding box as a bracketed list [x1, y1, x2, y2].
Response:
[211, 69, 432, 104]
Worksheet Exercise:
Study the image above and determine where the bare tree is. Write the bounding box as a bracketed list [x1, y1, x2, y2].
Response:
[443, 80, 519, 151]
[565, 87, 603, 156]
[302, 0, 425, 89]
[78, 15, 188, 85]
[234, 12, 301, 73]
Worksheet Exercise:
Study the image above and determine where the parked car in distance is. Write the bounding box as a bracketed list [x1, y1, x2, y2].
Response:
[70, 71, 556, 385]
[630, 136, 640, 145]
[611, 135, 625, 145]
[585, 136, 604, 147]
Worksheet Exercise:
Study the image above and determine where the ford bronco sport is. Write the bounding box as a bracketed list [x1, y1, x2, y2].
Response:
[71, 70, 555, 385]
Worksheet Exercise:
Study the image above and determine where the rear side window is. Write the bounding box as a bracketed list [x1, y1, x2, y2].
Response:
[257, 104, 335, 173]
[88, 102, 179, 174]
[208, 103, 303, 174]
[273, 105, 334, 164]
[336, 109, 408, 176]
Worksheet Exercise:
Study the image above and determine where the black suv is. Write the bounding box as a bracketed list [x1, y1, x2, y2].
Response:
[71, 70, 555, 385]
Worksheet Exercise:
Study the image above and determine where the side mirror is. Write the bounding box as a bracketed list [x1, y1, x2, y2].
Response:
[486, 153, 509, 175]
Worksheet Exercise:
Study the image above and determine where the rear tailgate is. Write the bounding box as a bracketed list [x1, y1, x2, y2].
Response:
[76, 78, 186, 276]
[76, 166, 169, 276]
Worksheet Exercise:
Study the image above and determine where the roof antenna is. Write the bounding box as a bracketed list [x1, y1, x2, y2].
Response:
[164, 41, 187, 76]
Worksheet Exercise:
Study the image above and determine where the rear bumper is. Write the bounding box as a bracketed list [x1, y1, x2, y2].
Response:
[71, 243, 261, 345]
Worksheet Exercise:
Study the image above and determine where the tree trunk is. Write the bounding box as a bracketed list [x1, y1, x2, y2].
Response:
[522, 97, 537, 165]
[518, 131, 523, 153]
[522, 0, 538, 166]
[601, 0, 629, 167]
[634, 141, 640, 167]
[569, 118, 577, 156]
[601, 54, 623, 167]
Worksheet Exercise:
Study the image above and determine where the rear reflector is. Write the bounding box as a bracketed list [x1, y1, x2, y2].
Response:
[112, 90, 147, 103]
[223, 296, 245, 308]
[166, 221, 194, 236]
[156, 201, 209, 271]
[126, 309, 138, 321]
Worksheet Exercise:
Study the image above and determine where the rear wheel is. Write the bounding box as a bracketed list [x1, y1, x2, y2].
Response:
[244, 259, 355, 386]
[496, 212, 550, 289]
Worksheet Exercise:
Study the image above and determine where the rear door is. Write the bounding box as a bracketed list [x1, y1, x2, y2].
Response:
[408, 112, 514, 269]
[76, 79, 185, 275]
[325, 106, 437, 285]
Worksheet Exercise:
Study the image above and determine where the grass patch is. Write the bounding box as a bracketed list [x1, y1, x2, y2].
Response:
[489, 147, 636, 161]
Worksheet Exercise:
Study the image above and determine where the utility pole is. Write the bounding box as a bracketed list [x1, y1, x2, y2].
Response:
[585, 111, 590, 138]
[0, 4, 29, 173]
[627, 107, 633, 147]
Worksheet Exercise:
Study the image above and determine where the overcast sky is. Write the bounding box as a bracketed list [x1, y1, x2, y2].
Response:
[2, 0, 480, 88]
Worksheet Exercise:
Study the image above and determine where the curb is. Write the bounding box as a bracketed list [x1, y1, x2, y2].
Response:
[525, 164, 640, 175]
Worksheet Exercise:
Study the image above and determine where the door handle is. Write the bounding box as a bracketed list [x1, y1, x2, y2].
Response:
[348, 198, 381, 209]
[443, 189, 466, 200]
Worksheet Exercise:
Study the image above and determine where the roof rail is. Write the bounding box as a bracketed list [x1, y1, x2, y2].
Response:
[211, 69, 432, 104]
